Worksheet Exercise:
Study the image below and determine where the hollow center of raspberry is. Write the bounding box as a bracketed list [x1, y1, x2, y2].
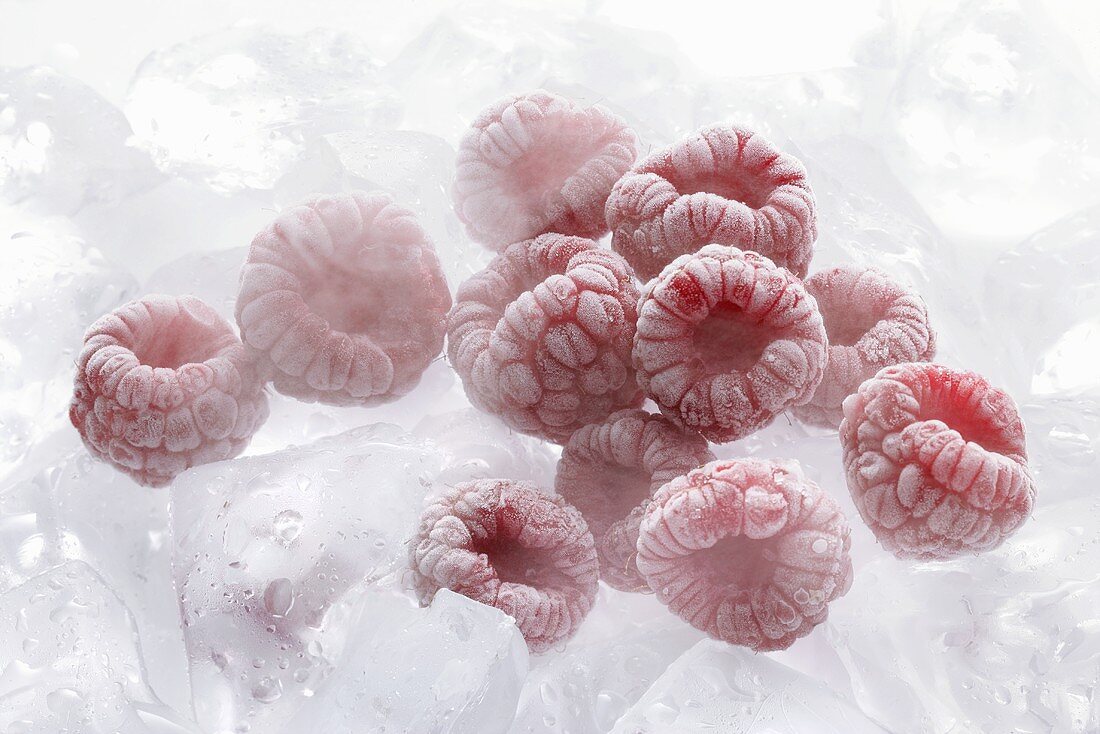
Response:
[582, 464, 652, 530]
[506, 133, 605, 207]
[821, 304, 882, 347]
[693, 532, 777, 590]
[918, 387, 1017, 457]
[134, 321, 224, 369]
[304, 267, 386, 336]
[476, 537, 569, 590]
[668, 168, 771, 209]
[694, 302, 774, 373]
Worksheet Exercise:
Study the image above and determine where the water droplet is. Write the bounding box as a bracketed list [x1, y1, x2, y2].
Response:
[46, 687, 83, 713]
[273, 510, 303, 544]
[263, 578, 295, 618]
[252, 676, 282, 703]
[812, 538, 829, 553]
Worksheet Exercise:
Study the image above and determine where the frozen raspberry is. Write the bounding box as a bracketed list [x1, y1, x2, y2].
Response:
[840, 363, 1035, 559]
[448, 233, 643, 443]
[409, 478, 599, 653]
[69, 295, 269, 487]
[636, 457, 852, 651]
[606, 124, 817, 282]
[792, 265, 937, 428]
[555, 409, 715, 592]
[453, 90, 639, 249]
[633, 245, 827, 443]
[235, 191, 451, 407]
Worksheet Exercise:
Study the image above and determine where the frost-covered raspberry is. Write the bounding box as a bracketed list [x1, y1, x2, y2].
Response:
[792, 265, 936, 428]
[69, 295, 269, 487]
[453, 90, 639, 249]
[633, 245, 827, 443]
[448, 233, 642, 443]
[636, 457, 852, 651]
[236, 191, 451, 407]
[840, 363, 1035, 559]
[555, 409, 715, 592]
[606, 125, 816, 282]
[409, 479, 599, 653]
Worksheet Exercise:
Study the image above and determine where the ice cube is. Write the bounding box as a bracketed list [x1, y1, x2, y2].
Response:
[800, 135, 993, 375]
[0, 66, 159, 214]
[286, 587, 528, 733]
[0, 206, 138, 479]
[144, 245, 248, 323]
[509, 587, 703, 733]
[882, 0, 1100, 246]
[610, 638, 887, 733]
[385, 5, 694, 145]
[414, 408, 559, 488]
[985, 204, 1100, 396]
[275, 129, 488, 288]
[125, 26, 401, 193]
[170, 423, 446, 733]
[0, 431, 190, 711]
[0, 561, 199, 732]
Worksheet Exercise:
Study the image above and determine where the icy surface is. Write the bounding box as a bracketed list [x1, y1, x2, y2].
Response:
[610, 638, 886, 733]
[0, 66, 159, 214]
[171, 424, 442, 732]
[882, 0, 1100, 246]
[126, 26, 400, 192]
[0, 435, 190, 710]
[0, 561, 199, 733]
[0, 208, 138, 479]
[287, 588, 528, 733]
[1, 0, 1099, 730]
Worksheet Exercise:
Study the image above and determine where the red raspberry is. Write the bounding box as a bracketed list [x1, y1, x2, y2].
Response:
[793, 265, 937, 428]
[636, 457, 853, 652]
[69, 295, 269, 487]
[606, 125, 816, 282]
[453, 90, 638, 249]
[235, 191, 451, 407]
[448, 233, 642, 443]
[409, 479, 599, 653]
[555, 409, 715, 592]
[840, 363, 1035, 559]
[633, 245, 827, 443]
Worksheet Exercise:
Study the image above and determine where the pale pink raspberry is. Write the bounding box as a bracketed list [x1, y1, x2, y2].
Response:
[633, 245, 827, 443]
[236, 192, 451, 404]
[447, 233, 642, 443]
[453, 90, 639, 249]
[840, 363, 1035, 559]
[555, 409, 715, 592]
[792, 265, 937, 428]
[409, 478, 599, 653]
[69, 295, 269, 487]
[235, 191, 451, 407]
[606, 124, 816, 282]
[636, 457, 852, 652]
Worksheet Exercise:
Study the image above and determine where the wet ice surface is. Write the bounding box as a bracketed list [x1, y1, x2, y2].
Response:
[2, 0, 1099, 731]
[0, 561, 198, 733]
